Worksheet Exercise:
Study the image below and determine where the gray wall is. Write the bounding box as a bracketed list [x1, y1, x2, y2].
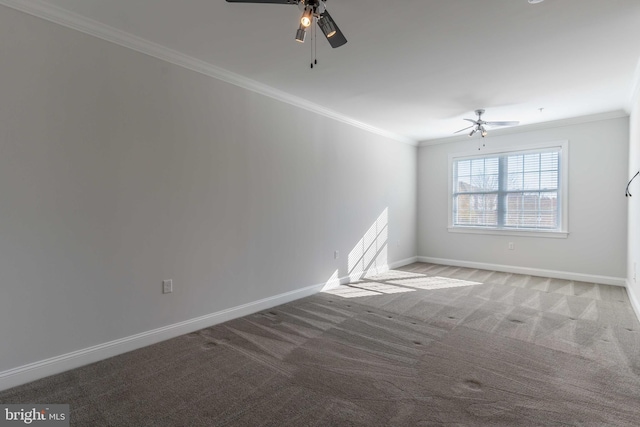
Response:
[418, 117, 629, 279]
[0, 7, 417, 373]
[628, 85, 640, 313]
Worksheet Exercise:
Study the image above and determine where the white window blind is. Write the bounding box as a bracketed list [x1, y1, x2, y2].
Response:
[451, 145, 564, 233]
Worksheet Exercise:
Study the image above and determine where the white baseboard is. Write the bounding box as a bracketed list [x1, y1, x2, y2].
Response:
[359, 257, 420, 281]
[627, 279, 640, 323]
[417, 256, 626, 287]
[0, 281, 325, 392]
[0, 257, 419, 392]
[390, 256, 419, 269]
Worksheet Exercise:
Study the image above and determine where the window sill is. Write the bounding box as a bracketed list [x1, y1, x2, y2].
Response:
[447, 227, 569, 239]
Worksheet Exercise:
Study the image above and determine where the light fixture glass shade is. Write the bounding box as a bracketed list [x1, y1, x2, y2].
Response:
[300, 9, 312, 28]
[295, 26, 306, 43]
[318, 15, 336, 38]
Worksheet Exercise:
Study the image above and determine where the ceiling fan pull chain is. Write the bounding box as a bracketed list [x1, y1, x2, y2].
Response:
[310, 20, 314, 68]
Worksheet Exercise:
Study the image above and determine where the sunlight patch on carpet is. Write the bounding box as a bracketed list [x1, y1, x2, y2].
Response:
[390, 276, 482, 290]
[351, 282, 415, 294]
[365, 269, 426, 281]
[323, 286, 382, 298]
[322, 281, 415, 298]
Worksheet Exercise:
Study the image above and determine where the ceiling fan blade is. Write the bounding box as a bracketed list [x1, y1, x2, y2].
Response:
[454, 125, 475, 134]
[485, 121, 520, 127]
[225, 0, 298, 4]
[463, 118, 478, 124]
[318, 10, 347, 48]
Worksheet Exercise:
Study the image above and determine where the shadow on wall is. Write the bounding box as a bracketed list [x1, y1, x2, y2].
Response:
[322, 208, 389, 291]
[320, 207, 486, 299]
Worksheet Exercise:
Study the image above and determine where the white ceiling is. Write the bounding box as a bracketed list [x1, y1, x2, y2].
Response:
[4, 0, 640, 144]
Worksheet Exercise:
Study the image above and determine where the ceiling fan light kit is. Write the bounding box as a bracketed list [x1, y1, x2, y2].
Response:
[318, 13, 337, 38]
[295, 25, 306, 42]
[300, 8, 313, 28]
[226, 0, 346, 48]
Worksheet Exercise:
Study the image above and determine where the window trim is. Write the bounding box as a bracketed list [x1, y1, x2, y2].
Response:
[447, 140, 569, 238]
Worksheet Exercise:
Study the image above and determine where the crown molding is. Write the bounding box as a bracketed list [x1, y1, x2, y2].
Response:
[418, 110, 630, 147]
[0, 0, 418, 147]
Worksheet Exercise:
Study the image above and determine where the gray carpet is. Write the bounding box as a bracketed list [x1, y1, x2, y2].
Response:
[2, 263, 640, 426]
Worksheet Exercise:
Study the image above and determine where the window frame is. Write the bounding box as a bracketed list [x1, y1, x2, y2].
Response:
[447, 140, 569, 239]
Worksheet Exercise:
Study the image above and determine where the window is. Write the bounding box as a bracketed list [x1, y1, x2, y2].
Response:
[448, 141, 568, 237]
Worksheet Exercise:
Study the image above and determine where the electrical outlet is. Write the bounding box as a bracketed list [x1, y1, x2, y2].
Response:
[508, 242, 515, 250]
[334, 250, 339, 260]
[162, 279, 173, 294]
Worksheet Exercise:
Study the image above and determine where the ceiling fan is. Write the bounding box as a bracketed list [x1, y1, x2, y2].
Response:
[226, 0, 347, 49]
[455, 109, 520, 138]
